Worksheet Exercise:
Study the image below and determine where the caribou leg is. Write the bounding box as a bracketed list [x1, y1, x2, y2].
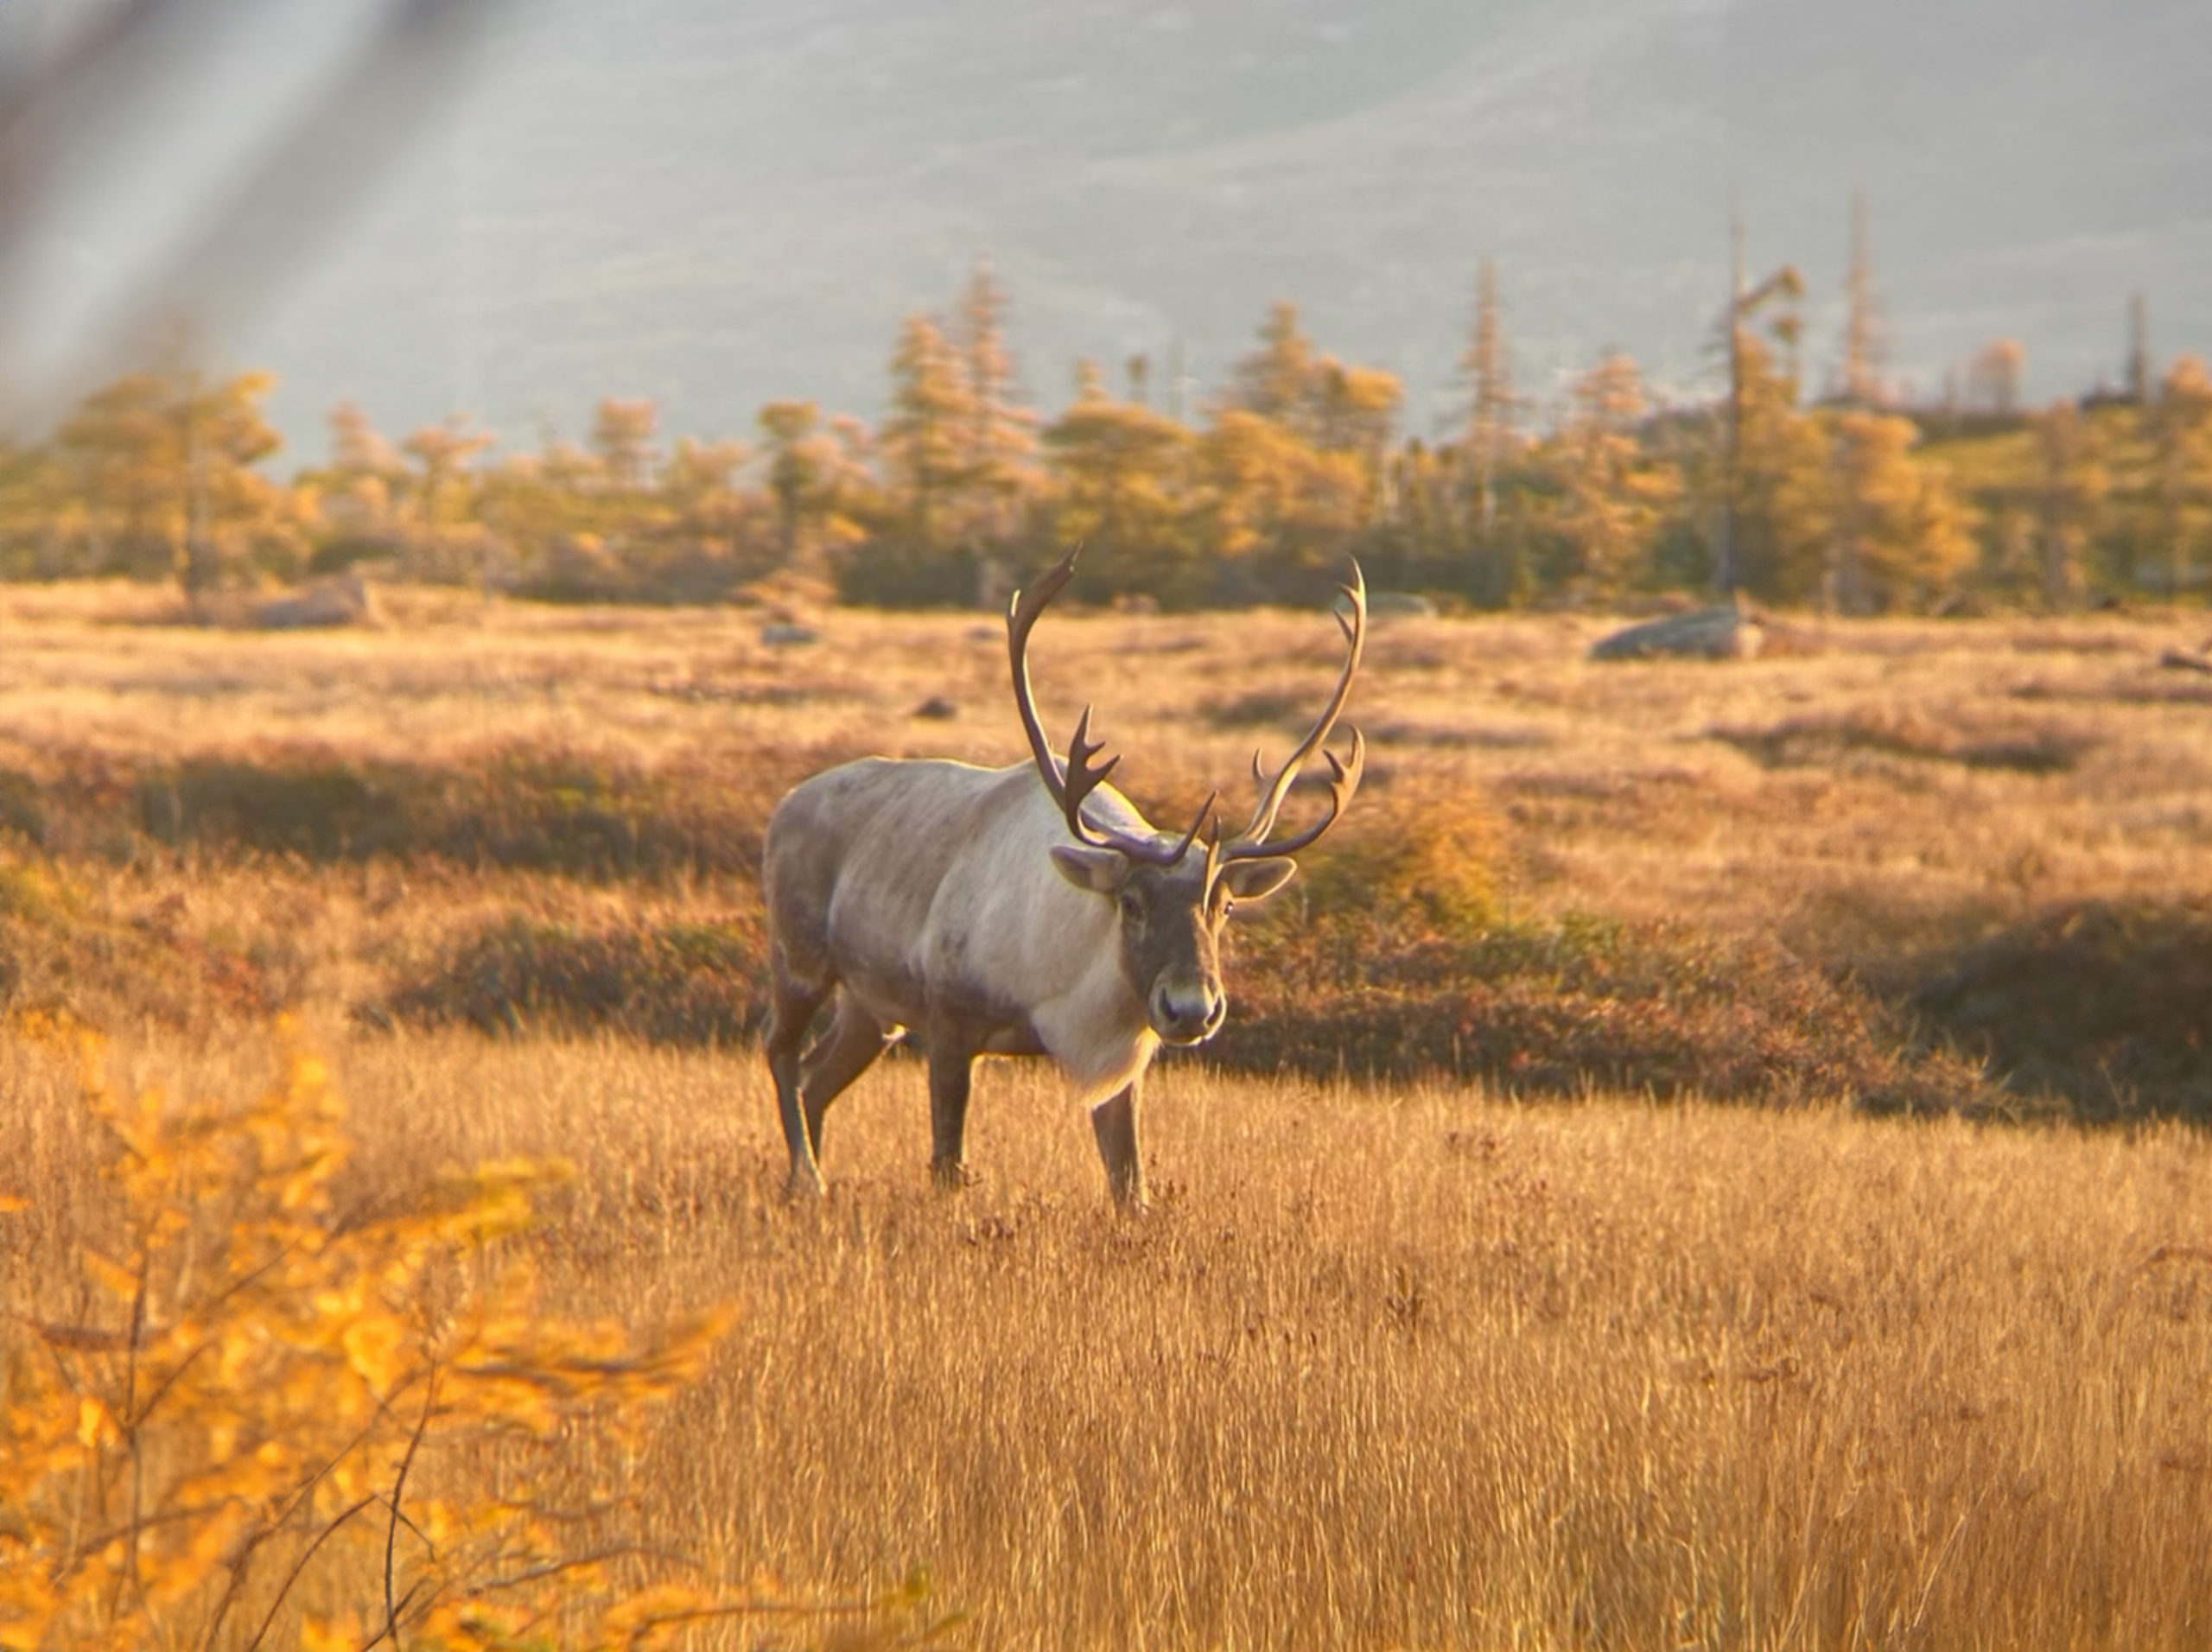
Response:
[766, 969, 832, 1199]
[800, 995, 892, 1163]
[926, 1041, 977, 1189]
[1090, 1082, 1148, 1210]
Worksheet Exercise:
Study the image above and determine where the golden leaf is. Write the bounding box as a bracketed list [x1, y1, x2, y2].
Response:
[299, 1614, 362, 1652]
[341, 1314, 409, 1395]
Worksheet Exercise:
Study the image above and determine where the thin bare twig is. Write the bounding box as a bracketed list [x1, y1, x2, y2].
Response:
[115, 1245, 152, 1617]
[126, 1332, 215, 1430]
[380, 1370, 439, 1650]
[242, 1494, 378, 1652]
[476, 1544, 705, 1593]
[355, 1579, 424, 1652]
[370, 1488, 435, 1559]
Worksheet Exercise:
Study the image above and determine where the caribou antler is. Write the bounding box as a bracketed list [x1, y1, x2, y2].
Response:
[1216, 562, 1368, 865]
[1007, 545, 1216, 866]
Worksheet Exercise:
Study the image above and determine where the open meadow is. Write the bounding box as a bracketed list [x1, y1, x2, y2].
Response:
[3, 584, 2212, 1648]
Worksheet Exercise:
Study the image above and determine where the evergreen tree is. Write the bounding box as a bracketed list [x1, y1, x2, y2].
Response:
[400, 416, 494, 530]
[757, 400, 853, 569]
[1311, 359, 1402, 461]
[54, 364, 290, 593]
[2127, 294, 2151, 407]
[1041, 360, 1196, 599]
[1548, 353, 1680, 600]
[0, 439, 67, 580]
[310, 401, 405, 556]
[1713, 225, 1804, 592]
[663, 434, 753, 556]
[2149, 354, 2212, 599]
[591, 397, 659, 492]
[1840, 189, 1885, 407]
[395, 416, 496, 585]
[1725, 338, 1830, 602]
[1226, 301, 1320, 437]
[1785, 411, 1974, 613]
[327, 401, 403, 480]
[1458, 258, 1517, 540]
[951, 259, 1037, 543]
[880, 314, 970, 550]
[1966, 340, 2026, 416]
[1194, 408, 1366, 599]
[2031, 399, 2108, 609]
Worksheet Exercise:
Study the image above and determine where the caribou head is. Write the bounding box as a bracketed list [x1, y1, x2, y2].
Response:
[1007, 546, 1367, 1046]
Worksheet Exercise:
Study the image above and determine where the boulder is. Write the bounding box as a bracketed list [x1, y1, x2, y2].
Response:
[1366, 591, 1440, 620]
[1591, 603, 1762, 662]
[256, 570, 379, 630]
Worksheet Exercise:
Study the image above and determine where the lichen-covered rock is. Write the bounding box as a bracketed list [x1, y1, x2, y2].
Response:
[257, 570, 379, 630]
[1591, 604, 1762, 662]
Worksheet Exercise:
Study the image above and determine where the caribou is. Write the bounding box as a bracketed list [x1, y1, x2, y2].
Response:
[760, 547, 1366, 1207]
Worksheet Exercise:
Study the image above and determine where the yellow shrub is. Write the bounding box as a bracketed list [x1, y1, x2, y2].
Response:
[0, 1017, 743, 1651]
[1287, 785, 1501, 937]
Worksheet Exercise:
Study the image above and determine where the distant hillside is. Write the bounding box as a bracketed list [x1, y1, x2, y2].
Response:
[134, 0, 2212, 455]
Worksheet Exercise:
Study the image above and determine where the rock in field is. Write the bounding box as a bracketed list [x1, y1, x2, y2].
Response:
[1591, 604, 1763, 662]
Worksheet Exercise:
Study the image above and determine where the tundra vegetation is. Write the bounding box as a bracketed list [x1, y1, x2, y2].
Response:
[2, 585, 2211, 1648]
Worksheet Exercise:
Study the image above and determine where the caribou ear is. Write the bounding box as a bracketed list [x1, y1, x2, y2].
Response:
[1219, 857, 1297, 904]
[1051, 845, 1127, 894]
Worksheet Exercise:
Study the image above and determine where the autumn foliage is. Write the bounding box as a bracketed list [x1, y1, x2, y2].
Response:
[0, 1016, 752, 1652]
[5, 258, 2209, 614]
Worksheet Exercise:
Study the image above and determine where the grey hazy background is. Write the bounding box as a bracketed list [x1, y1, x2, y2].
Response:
[10, 0, 2209, 457]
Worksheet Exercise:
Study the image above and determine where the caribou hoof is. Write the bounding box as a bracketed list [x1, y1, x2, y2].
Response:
[783, 1168, 828, 1204]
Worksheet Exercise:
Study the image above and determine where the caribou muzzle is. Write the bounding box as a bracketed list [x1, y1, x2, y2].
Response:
[1148, 976, 1227, 1045]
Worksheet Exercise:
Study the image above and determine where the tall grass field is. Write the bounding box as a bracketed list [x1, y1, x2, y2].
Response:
[3, 583, 2210, 1648]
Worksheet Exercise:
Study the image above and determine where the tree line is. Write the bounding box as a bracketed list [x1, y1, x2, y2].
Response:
[3, 256, 2209, 613]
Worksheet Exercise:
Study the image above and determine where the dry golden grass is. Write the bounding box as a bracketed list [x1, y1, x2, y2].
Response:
[5, 585, 2212, 1645]
[8, 1029, 2211, 1649]
[5, 587, 2209, 946]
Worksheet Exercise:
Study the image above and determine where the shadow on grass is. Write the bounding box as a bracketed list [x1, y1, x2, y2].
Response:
[1713, 708, 2094, 776]
[1902, 899, 2212, 1121]
[381, 914, 772, 1046]
[0, 735, 873, 883]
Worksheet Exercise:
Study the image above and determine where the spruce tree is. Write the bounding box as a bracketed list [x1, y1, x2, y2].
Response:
[2031, 399, 2107, 609]
[1458, 258, 1517, 542]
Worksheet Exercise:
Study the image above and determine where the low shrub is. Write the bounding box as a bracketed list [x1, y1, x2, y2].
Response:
[1201, 793, 1974, 1107]
[386, 914, 772, 1045]
[0, 852, 292, 1029]
[1713, 708, 2094, 775]
[1288, 785, 1502, 936]
[8, 736, 866, 884]
[1904, 898, 2212, 1119]
[1216, 912, 1978, 1111]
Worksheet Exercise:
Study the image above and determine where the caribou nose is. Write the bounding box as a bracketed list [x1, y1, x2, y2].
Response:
[1151, 981, 1224, 1044]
